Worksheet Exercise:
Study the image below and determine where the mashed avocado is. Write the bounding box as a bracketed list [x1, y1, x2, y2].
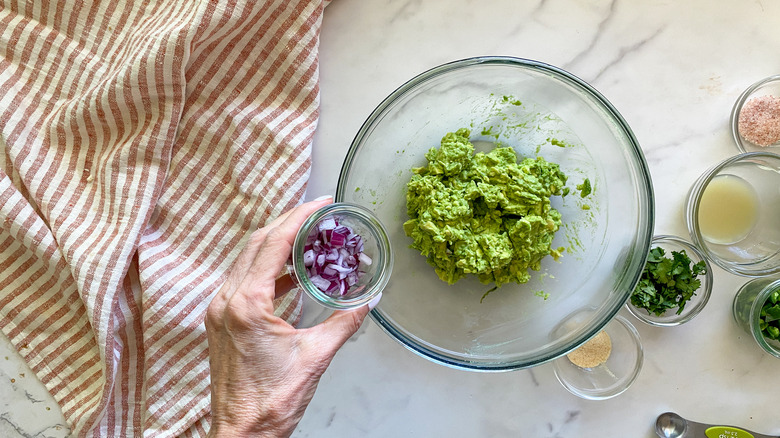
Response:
[403, 128, 567, 287]
[576, 178, 592, 197]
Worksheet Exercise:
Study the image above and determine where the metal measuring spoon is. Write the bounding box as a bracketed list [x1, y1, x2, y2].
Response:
[656, 412, 779, 438]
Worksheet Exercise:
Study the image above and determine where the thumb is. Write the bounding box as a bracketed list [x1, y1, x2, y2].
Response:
[304, 292, 381, 361]
[307, 306, 370, 360]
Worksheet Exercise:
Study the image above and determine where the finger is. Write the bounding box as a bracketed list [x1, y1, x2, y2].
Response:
[223, 229, 269, 293]
[242, 197, 332, 296]
[261, 203, 300, 231]
[224, 207, 298, 288]
[303, 302, 372, 361]
[212, 230, 271, 310]
[214, 199, 327, 305]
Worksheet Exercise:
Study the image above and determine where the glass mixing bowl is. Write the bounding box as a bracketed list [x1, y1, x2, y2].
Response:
[336, 57, 654, 371]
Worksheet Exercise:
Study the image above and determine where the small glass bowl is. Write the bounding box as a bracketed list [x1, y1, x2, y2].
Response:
[553, 315, 643, 400]
[292, 202, 393, 310]
[731, 74, 780, 153]
[625, 235, 713, 327]
[685, 152, 780, 277]
[732, 276, 780, 358]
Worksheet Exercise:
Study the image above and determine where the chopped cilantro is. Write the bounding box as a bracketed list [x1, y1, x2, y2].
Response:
[630, 246, 707, 316]
[760, 290, 780, 341]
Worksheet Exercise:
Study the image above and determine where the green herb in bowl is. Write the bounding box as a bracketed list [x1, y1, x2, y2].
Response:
[759, 290, 780, 341]
[631, 246, 707, 316]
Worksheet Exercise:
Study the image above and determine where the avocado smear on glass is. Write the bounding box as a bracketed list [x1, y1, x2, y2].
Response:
[403, 128, 567, 287]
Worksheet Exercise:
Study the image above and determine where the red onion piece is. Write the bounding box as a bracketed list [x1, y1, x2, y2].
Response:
[309, 275, 331, 292]
[303, 249, 315, 267]
[358, 253, 372, 266]
[318, 217, 337, 232]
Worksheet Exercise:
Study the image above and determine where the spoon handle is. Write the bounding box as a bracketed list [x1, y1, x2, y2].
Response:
[682, 417, 778, 438]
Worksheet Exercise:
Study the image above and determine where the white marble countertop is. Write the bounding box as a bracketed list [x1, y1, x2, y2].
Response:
[3, 0, 780, 436]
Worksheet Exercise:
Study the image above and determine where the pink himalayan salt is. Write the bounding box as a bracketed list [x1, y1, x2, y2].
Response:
[738, 95, 780, 147]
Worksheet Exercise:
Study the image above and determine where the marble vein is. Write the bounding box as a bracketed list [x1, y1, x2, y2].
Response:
[0, 412, 69, 438]
[388, 0, 422, 24]
[562, 0, 619, 72]
[587, 25, 665, 83]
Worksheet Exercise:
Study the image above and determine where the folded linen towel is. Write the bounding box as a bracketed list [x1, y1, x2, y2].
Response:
[0, 0, 326, 435]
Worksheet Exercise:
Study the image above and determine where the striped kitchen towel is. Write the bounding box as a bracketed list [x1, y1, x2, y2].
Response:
[0, 0, 328, 435]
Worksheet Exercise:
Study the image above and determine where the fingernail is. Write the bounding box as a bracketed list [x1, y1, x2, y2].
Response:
[313, 195, 333, 201]
[368, 292, 383, 310]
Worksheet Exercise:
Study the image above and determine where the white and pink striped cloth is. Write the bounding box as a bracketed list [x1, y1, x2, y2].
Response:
[0, 0, 328, 435]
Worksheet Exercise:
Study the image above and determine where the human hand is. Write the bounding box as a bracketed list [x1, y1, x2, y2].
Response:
[206, 197, 378, 437]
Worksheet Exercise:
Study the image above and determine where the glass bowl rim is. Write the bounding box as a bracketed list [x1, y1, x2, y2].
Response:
[292, 202, 394, 310]
[625, 234, 714, 327]
[335, 56, 655, 371]
[685, 151, 780, 277]
[730, 74, 780, 153]
[552, 315, 644, 400]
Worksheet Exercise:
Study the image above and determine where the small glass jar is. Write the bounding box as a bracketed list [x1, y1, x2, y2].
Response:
[291, 202, 393, 310]
[732, 277, 780, 358]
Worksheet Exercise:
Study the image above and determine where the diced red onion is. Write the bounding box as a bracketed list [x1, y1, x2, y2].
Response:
[330, 226, 349, 246]
[309, 275, 331, 292]
[358, 253, 373, 266]
[303, 216, 371, 297]
[318, 217, 337, 232]
[346, 271, 358, 287]
[303, 249, 315, 267]
[328, 264, 354, 274]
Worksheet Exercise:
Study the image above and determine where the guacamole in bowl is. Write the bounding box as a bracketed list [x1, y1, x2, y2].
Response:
[403, 128, 569, 288]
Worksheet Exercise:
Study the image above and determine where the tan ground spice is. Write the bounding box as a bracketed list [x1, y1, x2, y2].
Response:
[567, 330, 612, 368]
[738, 95, 780, 147]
